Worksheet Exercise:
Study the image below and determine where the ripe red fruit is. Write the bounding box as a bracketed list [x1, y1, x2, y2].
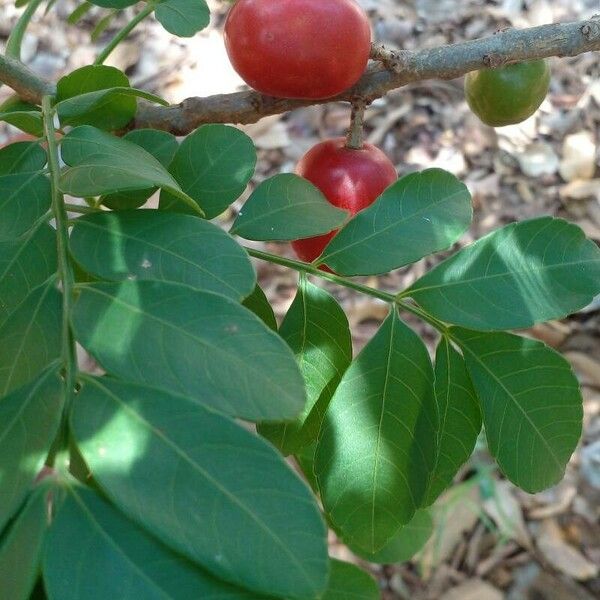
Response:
[224, 0, 372, 100]
[292, 138, 398, 267]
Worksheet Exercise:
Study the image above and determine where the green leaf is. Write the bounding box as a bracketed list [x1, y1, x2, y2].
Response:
[0, 281, 62, 397]
[318, 168, 472, 275]
[0, 142, 46, 175]
[60, 126, 202, 216]
[43, 484, 269, 600]
[155, 0, 210, 37]
[67, 2, 93, 25]
[0, 483, 59, 600]
[101, 129, 178, 210]
[0, 173, 51, 241]
[350, 509, 433, 564]
[231, 174, 348, 242]
[424, 338, 481, 505]
[407, 217, 600, 330]
[71, 377, 329, 599]
[0, 368, 63, 530]
[315, 310, 438, 552]
[242, 284, 277, 331]
[259, 280, 352, 455]
[83, 0, 136, 10]
[56, 65, 139, 130]
[71, 280, 305, 421]
[296, 441, 319, 493]
[320, 560, 379, 600]
[452, 328, 583, 492]
[160, 124, 256, 219]
[56, 87, 167, 130]
[0, 224, 57, 322]
[69, 210, 255, 301]
[0, 97, 43, 136]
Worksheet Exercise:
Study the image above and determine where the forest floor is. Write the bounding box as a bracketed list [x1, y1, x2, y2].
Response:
[1, 1, 599, 598]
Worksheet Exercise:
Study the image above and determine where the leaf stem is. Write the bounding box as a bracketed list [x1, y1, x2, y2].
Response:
[6, 0, 45, 60]
[245, 246, 449, 331]
[346, 100, 366, 150]
[94, 2, 156, 66]
[42, 95, 77, 422]
[64, 203, 101, 215]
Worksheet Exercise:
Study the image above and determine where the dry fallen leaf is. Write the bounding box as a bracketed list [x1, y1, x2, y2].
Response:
[440, 578, 504, 600]
[536, 519, 599, 580]
[559, 132, 597, 182]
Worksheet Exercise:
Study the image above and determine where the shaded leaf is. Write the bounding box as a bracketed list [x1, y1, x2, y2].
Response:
[84, 0, 136, 9]
[0, 173, 51, 241]
[0, 223, 57, 322]
[0, 368, 63, 530]
[351, 509, 434, 564]
[242, 284, 277, 331]
[452, 328, 583, 492]
[407, 217, 600, 330]
[71, 280, 305, 421]
[43, 485, 270, 600]
[71, 377, 329, 599]
[259, 280, 352, 455]
[425, 338, 481, 505]
[155, 0, 210, 37]
[320, 560, 379, 600]
[70, 210, 255, 301]
[0, 142, 46, 176]
[161, 124, 256, 219]
[0, 483, 59, 600]
[60, 126, 202, 215]
[318, 169, 472, 275]
[315, 310, 437, 552]
[101, 129, 178, 210]
[231, 174, 347, 242]
[0, 281, 62, 397]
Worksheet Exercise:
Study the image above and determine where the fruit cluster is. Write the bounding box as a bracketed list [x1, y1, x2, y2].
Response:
[224, 0, 551, 270]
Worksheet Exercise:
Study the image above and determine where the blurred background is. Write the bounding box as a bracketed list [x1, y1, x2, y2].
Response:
[1, 1, 598, 598]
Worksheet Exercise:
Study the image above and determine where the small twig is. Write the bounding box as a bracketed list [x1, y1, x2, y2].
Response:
[346, 100, 367, 149]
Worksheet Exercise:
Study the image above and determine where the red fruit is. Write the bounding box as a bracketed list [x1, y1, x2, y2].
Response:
[224, 0, 371, 100]
[291, 138, 398, 268]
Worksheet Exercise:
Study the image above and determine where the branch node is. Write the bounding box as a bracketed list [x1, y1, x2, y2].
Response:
[581, 18, 600, 41]
[370, 42, 405, 73]
[483, 53, 507, 68]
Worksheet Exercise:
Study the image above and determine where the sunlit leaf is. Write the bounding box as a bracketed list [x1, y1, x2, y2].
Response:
[407, 217, 600, 330]
[70, 377, 329, 599]
[70, 210, 255, 300]
[231, 174, 348, 242]
[452, 328, 583, 492]
[318, 169, 472, 275]
[71, 280, 305, 421]
[315, 310, 438, 552]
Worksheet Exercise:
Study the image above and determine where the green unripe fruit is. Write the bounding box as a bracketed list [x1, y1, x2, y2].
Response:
[465, 59, 551, 127]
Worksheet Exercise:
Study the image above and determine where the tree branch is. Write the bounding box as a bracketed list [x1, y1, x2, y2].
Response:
[0, 54, 55, 104]
[0, 16, 598, 134]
